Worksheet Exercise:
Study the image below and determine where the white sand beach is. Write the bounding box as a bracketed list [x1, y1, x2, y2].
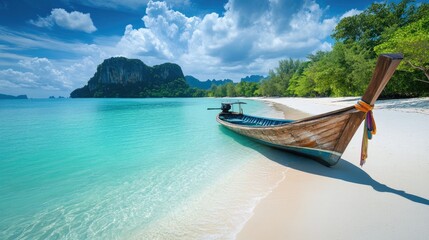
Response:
[237, 97, 429, 240]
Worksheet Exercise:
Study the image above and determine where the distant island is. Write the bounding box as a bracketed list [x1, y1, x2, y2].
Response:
[0, 93, 28, 99]
[185, 75, 264, 90]
[240, 75, 265, 83]
[70, 57, 191, 98]
[185, 76, 233, 90]
[70, 56, 268, 98]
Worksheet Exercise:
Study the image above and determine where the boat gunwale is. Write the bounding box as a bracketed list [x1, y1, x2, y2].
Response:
[213, 54, 403, 166]
[217, 105, 357, 130]
[217, 115, 344, 166]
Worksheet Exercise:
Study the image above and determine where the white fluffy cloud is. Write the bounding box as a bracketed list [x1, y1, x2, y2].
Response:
[117, 1, 200, 60]
[0, 57, 97, 96]
[116, 0, 338, 80]
[29, 8, 97, 33]
[0, 25, 110, 97]
[1, 0, 360, 97]
[0, 69, 39, 89]
[340, 9, 363, 19]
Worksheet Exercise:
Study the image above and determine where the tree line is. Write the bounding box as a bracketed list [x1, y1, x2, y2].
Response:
[196, 0, 428, 98]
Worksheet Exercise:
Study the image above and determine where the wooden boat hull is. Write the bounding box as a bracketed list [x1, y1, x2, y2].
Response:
[217, 106, 362, 166]
[213, 54, 403, 166]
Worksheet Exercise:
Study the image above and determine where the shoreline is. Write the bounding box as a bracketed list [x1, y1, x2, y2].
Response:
[237, 97, 429, 240]
[262, 99, 312, 120]
[131, 144, 290, 239]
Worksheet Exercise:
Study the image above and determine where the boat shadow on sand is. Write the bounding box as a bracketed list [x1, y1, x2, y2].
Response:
[220, 127, 429, 206]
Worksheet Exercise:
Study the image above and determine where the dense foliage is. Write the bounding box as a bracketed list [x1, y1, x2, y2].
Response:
[206, 0, 428, 98]
[71, 1, 428, 98]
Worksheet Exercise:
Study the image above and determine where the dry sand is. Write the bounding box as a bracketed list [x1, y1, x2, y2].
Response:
[237, 97, 429, 240]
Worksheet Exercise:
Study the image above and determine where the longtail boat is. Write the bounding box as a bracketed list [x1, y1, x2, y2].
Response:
[209, 54, 403, 166]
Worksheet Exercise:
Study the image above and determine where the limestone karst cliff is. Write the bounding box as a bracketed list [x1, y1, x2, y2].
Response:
[70, 57, 189, 98]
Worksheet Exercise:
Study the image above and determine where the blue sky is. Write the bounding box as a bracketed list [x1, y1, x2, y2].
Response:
[0, 0, 406, 97]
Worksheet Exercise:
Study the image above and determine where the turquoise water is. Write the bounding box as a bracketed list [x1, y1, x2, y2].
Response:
[0, 98, 283, 239]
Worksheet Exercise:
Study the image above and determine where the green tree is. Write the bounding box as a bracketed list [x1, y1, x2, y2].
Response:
[214, 84, 227, 97]
[290, 69, 317, 97]
[208, 84, 217, 97]
[375, 14, 429, 83]
[287, 61, 308, 96]
[333, 0, 417, 51]
[260, 59, 303, 96]
[260, 73, 281, 96]
[290, 45, 373, 97]
[226, 83, 237, 97]
[236, 82, 260, 97]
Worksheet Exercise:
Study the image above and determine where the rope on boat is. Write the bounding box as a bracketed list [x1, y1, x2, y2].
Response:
[354, 100, 377, 166]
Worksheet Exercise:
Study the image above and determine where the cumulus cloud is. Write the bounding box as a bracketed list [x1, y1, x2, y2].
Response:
[18, 58, 70, 89]
[340, 9, 363, 19]
[117, 1, 200, 60]
[224, 0, 271, 28]
[0, 57, 97, 95]
[115, 0, 338, 79]
[0, 69, 39, 89]
[1, 0, 362, 97]
[0, 26, 109, 96]
[29, 8, 97, 33]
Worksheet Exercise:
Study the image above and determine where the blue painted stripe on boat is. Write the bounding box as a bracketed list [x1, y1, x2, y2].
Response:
[243, 114, 294, 123]
[255, 139, 341, 166]
[221, 114, 294, 127]
[251, 138, 341, 166]
[218, 115, 341, 166]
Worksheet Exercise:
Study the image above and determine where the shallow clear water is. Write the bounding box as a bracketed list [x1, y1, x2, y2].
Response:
[0, 98, 285, 239]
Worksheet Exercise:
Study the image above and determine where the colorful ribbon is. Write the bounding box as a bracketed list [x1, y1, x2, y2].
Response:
[354, 100, 377, 166]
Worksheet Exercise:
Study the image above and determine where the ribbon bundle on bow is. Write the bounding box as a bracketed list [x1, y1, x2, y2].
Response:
[354, 100, 377, 166]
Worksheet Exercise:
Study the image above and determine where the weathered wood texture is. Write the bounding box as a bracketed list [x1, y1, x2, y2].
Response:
[362, 53, 403, 105]
[217, 54, 403, 166]
[334, 53, 403, 153]
[219, 109, 355, 153]
[333, 112, 365, 153]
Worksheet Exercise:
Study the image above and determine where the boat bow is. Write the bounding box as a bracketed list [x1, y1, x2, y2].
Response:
[214, 54, 403, 166]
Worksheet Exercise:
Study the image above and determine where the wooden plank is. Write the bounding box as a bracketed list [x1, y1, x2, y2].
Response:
[293, 127, 341, 148]
[225, 113, 350, 151]
[271, 135, 296, 146]
[362, 54, 403, 105]
[287, 127, 338, 147]
[293, 106, 355, 123]
[287, 126, 340, 148]
[333, 111, 366, 153]
[275, 136, 300, 146]
[317, 131, 342, 150]
[318, 140, 341, 150]
[317, 127, 342, 141]
[287, 114, 349, 132]
[289, 117, 349, 139]
[216, 54, 403, 166]
[272, 114, 348, 135]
